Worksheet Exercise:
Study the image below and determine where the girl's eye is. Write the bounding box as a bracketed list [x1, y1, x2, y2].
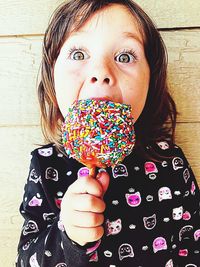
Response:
[72, 51, 84, 60]
[115, 50, 137, 63]
[68, 48, 89, 61]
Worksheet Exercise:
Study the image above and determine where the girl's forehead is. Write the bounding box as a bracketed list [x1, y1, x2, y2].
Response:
[68, 4, 143, 45]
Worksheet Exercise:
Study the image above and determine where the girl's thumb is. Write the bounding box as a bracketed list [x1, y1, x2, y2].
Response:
[96, 170, 110, 196]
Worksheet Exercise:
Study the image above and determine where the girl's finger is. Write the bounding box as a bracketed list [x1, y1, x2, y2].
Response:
[96, 170, 110, 196]
[69, 210, 104, 227]
[71, 193, 106, 213]
[67, 175, 103, 197]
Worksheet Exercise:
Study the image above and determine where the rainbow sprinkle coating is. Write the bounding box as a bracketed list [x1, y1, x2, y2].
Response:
[62, 99, 135, 168]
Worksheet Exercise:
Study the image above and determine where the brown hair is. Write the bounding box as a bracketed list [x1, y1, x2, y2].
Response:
[38, 0, 177, 158]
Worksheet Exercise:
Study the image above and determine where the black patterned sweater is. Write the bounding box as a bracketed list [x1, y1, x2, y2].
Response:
[16, 141, 200, 267]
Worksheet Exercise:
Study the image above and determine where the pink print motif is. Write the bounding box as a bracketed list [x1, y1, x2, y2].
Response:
[126, 192, 141, 207]
[89, 251, 98, 262]
[55, 191, 63, 209]
[55, 199, 62, 209]
[182, 211, 191, 221]
[28, 196, 43, 207]
[178, 249, 188, 257]
[153, 237, 167, 253]
[86, 240, 101, 255]
[191, 181, 196, 195]
[194, 229, 200, 241]
[144, 162, 158, 175]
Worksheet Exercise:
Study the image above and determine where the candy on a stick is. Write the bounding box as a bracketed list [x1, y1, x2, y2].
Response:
[62, 99, 135, 176]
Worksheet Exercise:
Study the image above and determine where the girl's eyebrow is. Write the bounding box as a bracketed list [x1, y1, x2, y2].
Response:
[68, 31, 143, 46]
[122, 32, 143, 46]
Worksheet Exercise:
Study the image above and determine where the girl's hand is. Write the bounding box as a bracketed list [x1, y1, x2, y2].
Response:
[60, 170, 110, 246]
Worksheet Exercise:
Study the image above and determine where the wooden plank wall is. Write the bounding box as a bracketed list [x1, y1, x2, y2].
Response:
[0, 1, 199, 266]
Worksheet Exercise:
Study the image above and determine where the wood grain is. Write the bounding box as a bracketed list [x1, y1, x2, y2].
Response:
[0, 0, 62, 36]
[0, 36, 42, 126]
[175, 123, 200, 181]
[0, 0, 200, 36]
[162, 30, 200, 123]
[0, 126, 43, 266]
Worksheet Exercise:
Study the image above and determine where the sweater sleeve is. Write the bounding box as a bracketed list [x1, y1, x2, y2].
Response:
[171, 146, 200, 266]
[16, 151, 89, 267]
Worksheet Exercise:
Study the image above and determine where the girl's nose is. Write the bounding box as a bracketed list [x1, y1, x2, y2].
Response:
[80, 60, 119, 102]
[90, 76, 111, 84]
[88, 59, 116, 87]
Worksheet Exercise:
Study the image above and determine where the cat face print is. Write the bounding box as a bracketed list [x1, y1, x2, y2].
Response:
[106, 218, 122, 236]
[143, 214, 157, 230]
[38, 147, 53, 157]
[157, 141, 170, 150]
[126, 192, 141, 207]
[172, 206, 183, 220]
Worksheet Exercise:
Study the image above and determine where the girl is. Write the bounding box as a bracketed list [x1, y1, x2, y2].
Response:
[16, 0, 200, 266]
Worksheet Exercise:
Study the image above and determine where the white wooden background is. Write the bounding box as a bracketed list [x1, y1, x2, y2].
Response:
[0, 1, 200, 266]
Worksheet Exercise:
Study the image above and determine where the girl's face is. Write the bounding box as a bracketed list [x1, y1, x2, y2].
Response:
[54, 4, 150, 122]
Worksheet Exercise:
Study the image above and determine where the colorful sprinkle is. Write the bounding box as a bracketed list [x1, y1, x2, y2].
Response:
[62, 99, 136, 168]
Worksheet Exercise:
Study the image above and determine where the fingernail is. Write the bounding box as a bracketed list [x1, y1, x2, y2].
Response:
[96, 168, 107, 179]
[77, 167, 90, 178]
